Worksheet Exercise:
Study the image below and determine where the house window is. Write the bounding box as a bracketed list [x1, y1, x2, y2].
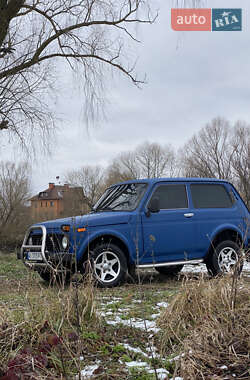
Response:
[41, 202, 43, 207]
[40, 192, 48, 198]
[50, 201, 54, 207]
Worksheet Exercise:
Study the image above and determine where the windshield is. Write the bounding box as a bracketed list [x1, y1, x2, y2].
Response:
[93, 183, 148, 212]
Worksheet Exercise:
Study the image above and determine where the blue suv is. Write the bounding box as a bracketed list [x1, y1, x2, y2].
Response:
[20, 178, 249, 287]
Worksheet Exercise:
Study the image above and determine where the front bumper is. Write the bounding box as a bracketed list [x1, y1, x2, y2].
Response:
[20, 225, 73, 271]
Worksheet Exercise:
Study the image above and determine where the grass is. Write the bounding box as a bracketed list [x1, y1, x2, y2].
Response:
[0, 252, 249, 379]
[0, 252, 180, 379]
[158, 274, 250, 379]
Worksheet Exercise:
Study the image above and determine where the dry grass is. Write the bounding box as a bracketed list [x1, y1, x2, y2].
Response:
[158, 275, 250, 379]
[0, 276, 99, 379]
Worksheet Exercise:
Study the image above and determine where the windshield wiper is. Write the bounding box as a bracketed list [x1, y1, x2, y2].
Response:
[93, 206, 113, 213]
[95, 185, 126, 211]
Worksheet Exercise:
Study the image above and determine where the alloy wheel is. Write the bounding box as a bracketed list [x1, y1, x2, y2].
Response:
[94, 250, 121, 283]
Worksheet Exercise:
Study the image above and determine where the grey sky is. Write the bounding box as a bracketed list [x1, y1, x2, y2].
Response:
[1, 0, 250, 195]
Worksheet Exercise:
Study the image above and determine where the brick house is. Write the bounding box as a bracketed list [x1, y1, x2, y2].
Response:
[29, 183, 85, 222]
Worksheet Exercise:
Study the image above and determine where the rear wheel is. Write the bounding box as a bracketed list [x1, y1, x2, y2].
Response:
[90, 243, 127, 287]
[206, 240, 243, 276]
[156, 265, 183, 276]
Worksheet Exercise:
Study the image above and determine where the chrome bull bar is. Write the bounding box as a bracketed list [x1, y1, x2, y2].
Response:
[21, 224, 55, 271]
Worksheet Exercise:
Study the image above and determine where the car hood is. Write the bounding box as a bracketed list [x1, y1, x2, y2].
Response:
[36, 212, 132, 231]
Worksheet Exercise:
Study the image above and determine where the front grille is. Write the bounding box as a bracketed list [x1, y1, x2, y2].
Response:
[30, 233, 64, 252]
[46, 234, 63, 252]
[31, 235, 42, 246]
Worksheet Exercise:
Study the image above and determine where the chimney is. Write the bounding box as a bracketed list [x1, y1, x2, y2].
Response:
[49, 182, 55, 189]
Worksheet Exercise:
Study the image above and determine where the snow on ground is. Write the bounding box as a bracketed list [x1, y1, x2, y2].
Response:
[182, 263, 207, 273]
[98, 293, 172, 377]
[94, 262, 250, 379]
[125, 362, 169, 379]
[77, 364, 100, 379]
[102, 313, 160, 333]
[182, 261, 250, 275]
[242, 260, 250, 274]
[157, 302, 169, 308]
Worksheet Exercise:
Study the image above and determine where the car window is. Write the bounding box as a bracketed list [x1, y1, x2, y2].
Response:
[150, 184, 188, 209]
[190, 184, 233, 208]
[93, 183, 148, 212]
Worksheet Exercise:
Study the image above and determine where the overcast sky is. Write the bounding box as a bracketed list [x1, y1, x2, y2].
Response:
[1, 0, 250, 195]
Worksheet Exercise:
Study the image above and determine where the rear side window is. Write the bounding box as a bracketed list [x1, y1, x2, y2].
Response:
[150, 184, 188, 209]
[191, 184, 233, 208]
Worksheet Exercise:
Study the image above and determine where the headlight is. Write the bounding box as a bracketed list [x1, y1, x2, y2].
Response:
[62, 235, 69, 250]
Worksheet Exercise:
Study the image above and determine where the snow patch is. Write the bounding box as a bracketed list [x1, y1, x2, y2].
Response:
[123, 343, 148, 357]
[147, 368, 169, 379]
[182, 261, 250, 274]
[105, 299, 122, 305]
[77, 364, 99, 379]
[157, 302, 169, 308]
[151, 313, 161, 319]
[126, 361, 148, 368]
[125, 362, 169, 379]
[243, 261, 250, 272]
[123, 342, 161, 359]
[182, 264, 207, 273]
[219, 365, 228, 369]
[105, 315, 160, 333]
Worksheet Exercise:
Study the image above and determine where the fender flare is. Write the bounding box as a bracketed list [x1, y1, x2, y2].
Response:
[77, 228, 133, 263]
[205, 224, 244, 260]
[209, 224, 244, 243]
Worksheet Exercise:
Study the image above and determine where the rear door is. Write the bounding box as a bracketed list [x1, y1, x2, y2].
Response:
[141, 182, 195, 263]
[188, 182, 241, 259]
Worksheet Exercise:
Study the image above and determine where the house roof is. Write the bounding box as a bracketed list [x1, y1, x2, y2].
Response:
[30, 184, 83, 201]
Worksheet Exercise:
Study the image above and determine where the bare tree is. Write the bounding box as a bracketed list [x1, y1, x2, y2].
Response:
[104, 157, 136, 188]
[174, 0, 205, 7]
[0, 0, 155, 147]
[180, 117, 250, 207]
[64, 165, 104, 210]
[181, 117, 233, 179]
[231, 122, 250, 208]
[0, 161, 30, 248]
[136, 141, 176, 178]
[106, 141, 177, 183]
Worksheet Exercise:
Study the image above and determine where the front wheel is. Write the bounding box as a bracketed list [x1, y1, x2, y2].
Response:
[90, 243, 127, 287]
[206, 240, 243, 276]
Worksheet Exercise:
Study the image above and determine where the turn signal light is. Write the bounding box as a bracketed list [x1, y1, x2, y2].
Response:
[61, 225, 70, 232]
[77, 227, 86, 232]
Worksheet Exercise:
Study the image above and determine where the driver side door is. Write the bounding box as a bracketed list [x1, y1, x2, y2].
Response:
[141, 183, 195, 263]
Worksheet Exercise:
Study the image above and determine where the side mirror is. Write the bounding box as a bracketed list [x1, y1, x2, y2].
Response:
[148, 197, 160, 214]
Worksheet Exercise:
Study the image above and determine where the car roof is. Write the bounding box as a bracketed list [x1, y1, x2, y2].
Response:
[112, 178, 230, 186]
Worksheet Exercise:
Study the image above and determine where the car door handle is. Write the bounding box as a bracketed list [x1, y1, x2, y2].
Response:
[184, 213, 194, 218]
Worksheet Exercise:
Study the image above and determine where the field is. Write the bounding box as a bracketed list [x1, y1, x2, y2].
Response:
[0, 253, 249, 379]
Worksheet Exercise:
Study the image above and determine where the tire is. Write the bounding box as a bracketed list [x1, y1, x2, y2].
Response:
[90, 243, 127, 288]
[206, 240, 243, 276]
[38, 270, 71, 285]
[156, 265, 183, 276]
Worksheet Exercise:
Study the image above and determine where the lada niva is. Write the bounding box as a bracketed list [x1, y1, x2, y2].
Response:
[19, 178, 249, 287]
